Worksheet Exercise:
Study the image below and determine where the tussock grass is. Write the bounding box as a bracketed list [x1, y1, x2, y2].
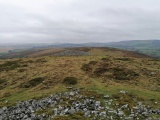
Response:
[0, 48, 159, 109]
[0, 79, 6, 84]
[20, 77, 44, 88]
[63, 77, 78, 85]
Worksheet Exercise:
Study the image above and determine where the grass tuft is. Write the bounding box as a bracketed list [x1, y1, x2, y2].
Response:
[63, 77, 78, 85]
[20, 77, 44, 88]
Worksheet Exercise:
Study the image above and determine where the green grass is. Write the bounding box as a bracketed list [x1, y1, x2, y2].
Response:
[82, 78, 160, 108]
[0, 48, 160, 112]
[2, 75, 158, 107]
[0, 84, 67, 107]
[53, 113, 90, 120]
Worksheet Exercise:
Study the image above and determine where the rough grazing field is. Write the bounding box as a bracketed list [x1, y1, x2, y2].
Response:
[0, 48, 160, 119]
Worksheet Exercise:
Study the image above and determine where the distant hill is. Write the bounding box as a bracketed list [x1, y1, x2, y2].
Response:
[106, 40, 160, 58]
[0, 47, 150, 59]
[0, 40, 160, 58]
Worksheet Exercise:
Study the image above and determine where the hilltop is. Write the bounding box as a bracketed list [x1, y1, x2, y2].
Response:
[0, 47, 151, 59]
[0, 47, 160, 119]
[0, 40, 160, 59]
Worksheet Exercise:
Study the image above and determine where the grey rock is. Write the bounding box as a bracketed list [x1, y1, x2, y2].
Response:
[68, 108, 75, 114]
[119, 90, 127, 94]
[104, 95, 110, 99]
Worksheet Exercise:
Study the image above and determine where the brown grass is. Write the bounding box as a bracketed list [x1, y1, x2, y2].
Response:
[0, 48, 159, 108]
[27, 48, 65, 57]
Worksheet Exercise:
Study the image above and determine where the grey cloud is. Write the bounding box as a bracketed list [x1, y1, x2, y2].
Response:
[0, 0, 160, 43]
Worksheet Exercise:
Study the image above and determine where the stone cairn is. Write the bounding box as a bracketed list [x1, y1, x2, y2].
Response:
[0, 89, 160, 120]
[53, 50, 91, 56]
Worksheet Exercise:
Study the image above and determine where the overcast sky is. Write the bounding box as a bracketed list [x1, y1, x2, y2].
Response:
[0, 0, 160, 43]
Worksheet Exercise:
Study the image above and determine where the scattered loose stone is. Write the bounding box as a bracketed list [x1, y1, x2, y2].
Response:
[0, 90, 159, 120]
[119, 90, 127, 94]
[53, 50, 91, 56]
[104, 95, 110, 99]
[66, 86, 73, 89]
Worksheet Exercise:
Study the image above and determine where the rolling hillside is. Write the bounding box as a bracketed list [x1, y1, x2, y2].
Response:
[0, 47, 160, 119]
[107, 40, 160, 58]
[1, 40, 160, 59]
[0, 47, 150, 59]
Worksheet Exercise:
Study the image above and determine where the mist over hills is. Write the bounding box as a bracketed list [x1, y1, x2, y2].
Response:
[106, 40, 160, 58]
[0, 40, 160, 58]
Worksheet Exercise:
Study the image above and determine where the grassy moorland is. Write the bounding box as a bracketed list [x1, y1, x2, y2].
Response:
[107, 40, 160, 58]
[0, 47, 160, 119]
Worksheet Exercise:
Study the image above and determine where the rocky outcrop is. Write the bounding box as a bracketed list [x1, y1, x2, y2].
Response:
[53, 50, 91, 56]
[0, 89, 160, 120]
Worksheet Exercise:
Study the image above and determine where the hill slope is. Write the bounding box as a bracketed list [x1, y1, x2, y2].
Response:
[107, 40, 160, 58]
[0, 47, 150, 59]
[0, 47, 160, 119]
[1, 40, 160, 58]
